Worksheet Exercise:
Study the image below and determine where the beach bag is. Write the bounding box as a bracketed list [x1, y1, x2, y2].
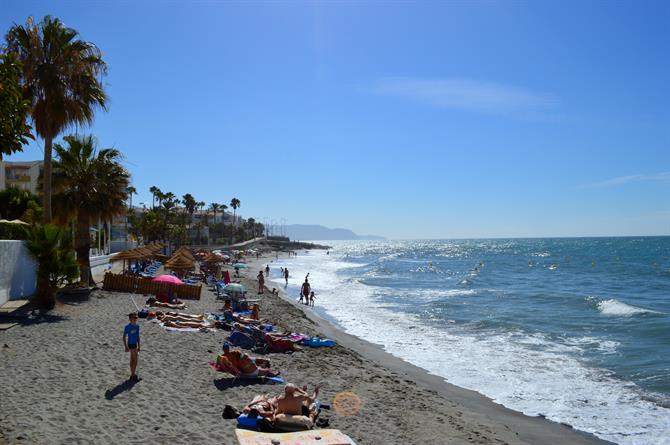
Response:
[138, 308, 149, 319]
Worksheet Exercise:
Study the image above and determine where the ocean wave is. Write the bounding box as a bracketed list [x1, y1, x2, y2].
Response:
[597, 299, 661, 317]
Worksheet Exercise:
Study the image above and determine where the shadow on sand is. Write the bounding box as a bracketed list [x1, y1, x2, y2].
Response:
[105, 378, 138, 400]
[213, 377, 280, 391]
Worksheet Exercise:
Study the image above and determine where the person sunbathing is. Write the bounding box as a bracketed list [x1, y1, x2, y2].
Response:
[156, 311, 205, 321]
[162, 320, 209, 329]
[146, 296, 185, 309]
[242, 393, 277, 420]
[220, 343, 278, 377]
[274, 384, 319, 428]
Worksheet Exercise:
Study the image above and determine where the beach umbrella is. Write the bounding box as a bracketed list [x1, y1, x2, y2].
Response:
[110, 249, 141, 261]
[233, 263, 247, 269]
[152, 275, 184, 285]
[164, 254, 195, 271]
[224, 283, 246, 293]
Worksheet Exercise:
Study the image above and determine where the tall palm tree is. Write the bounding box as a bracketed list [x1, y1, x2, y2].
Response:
[149, 186, 160, 209]
[209, 202, 220, 241]
[156, 190, 166, 208]
[52, 134, 129, 284]
[230, 198, 240, 227]
[182, 193, 197, 218]
[220, 203, 228, 243]
[6, 16, 108, 223]
[125, 186, 136, 248]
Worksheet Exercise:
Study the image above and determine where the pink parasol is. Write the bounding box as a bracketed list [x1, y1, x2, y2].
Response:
[152, 275, 184, 285]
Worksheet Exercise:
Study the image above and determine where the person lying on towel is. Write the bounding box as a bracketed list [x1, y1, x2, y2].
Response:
[274, 383, 320, 429]
[242, 393, 277, 420]
[156, 311, 205, 323]
[163, 320, 209, 329]
[219, 343, 278, 377]
[146, 296, 185, 309]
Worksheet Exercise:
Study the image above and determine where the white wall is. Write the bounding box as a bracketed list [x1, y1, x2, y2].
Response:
[0, 240, 37, 305]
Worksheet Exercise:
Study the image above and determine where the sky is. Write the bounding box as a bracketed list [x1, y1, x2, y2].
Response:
[2, 0, 669, 239]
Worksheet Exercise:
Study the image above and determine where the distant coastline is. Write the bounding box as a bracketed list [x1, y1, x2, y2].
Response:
[271, 224, 386, 241]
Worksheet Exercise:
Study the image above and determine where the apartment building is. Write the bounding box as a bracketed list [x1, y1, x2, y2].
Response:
[0, 160, 43, 195]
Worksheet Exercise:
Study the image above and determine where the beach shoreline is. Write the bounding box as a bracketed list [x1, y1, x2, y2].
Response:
[0, 249, 613, 445]
[244, 251, 613, 445]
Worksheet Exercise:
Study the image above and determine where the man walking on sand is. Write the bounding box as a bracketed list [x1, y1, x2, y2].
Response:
[284, 268, 289, 285]
[123, 312, 141, 382]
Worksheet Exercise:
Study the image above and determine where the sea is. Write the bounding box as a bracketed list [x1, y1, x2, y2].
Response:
[266, 237, 670, 445]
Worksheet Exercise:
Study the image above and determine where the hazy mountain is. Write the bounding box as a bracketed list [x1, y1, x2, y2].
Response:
[272, 224, 386, 241]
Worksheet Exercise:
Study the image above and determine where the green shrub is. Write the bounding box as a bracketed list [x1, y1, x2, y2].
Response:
[0, 222, 28, 240]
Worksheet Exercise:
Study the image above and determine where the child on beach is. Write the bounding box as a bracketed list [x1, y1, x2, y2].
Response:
[309, 291, 316, 307]
[123, 312, 141, 382]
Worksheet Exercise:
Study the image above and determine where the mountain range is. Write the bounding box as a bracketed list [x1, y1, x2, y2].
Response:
[270, 224, 386, 241]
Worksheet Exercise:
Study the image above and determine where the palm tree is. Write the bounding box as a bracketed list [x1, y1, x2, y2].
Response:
[220, 203, 228, 243]
[6, 16, 107, 223]
[149, 186, 161, 209]
[230, 198, 240, 226]
[125, 186, 136, 248]
[161, 192, 176, 226]
[156, 190, 166, 208]
[52, 134, 129, 284]
[209, 202, 220, 241]
[182, 193, 197, 217]
[24, 223, 79, 309]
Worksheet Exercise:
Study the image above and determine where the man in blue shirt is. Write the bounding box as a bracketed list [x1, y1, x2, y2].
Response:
[123, 312, 141, 382]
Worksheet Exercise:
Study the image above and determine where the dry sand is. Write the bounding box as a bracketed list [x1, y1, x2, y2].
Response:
[0, 253, 612, 445]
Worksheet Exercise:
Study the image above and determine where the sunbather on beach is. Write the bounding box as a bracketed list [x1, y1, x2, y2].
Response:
[156, 312, 205, 323]
[242, 393, 277, 420]
[162, 320, 208, 329]
[220, 343, 278, 377]
[274, 384, 319, 428]
[146, 296, 185, 309]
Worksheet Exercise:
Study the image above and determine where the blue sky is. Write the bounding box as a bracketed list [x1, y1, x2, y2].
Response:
[2, 1, 669, 239]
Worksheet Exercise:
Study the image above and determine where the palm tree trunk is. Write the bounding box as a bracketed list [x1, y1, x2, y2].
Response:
[42, 135, 53, 223]
[36, 272, 55, 310]
[75, 214, 93, 285]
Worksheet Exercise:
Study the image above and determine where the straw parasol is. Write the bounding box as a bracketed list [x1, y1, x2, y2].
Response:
[110, 249, 144, 262]
[164, 255, 195, 275]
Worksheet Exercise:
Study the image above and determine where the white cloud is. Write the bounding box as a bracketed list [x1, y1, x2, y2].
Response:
[579, 172, 670, 189]
[370, 77, 553, 113]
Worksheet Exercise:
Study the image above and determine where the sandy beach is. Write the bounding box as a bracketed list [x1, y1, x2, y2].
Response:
[0, 251, 612, 445]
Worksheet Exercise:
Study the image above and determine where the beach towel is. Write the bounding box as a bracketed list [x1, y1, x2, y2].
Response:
[224, 270, 231, 285]
[234, 428, 356, 445]
[302, 337, 337, 348]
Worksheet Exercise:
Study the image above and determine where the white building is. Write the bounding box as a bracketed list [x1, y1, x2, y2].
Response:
[0, 160, 43, 194]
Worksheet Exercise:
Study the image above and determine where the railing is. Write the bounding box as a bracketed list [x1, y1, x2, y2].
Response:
[102, 273, 201, 299]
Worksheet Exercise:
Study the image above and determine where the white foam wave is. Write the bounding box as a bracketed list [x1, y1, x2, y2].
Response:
[275, 249, 670, 445]
[598, 299, 661, 317]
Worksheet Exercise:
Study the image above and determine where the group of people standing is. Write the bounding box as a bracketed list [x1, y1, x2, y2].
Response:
[259, 265, 316, 307]
[299, 275, 316, 307]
